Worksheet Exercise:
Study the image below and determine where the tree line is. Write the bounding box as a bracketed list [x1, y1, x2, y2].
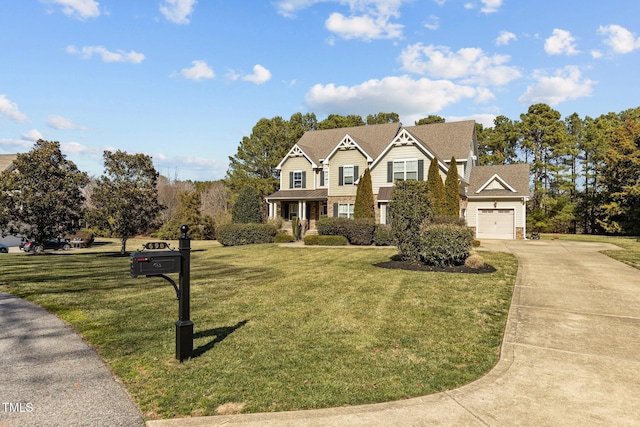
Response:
[1, 103, 638, 253]
[477, 103, 640, 235]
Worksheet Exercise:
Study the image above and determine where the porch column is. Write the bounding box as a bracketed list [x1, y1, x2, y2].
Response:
[268, 202, 274, 220]
[301, 201, 307, 220]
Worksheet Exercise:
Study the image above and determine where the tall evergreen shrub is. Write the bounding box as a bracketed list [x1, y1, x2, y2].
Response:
[354, 168, 375, 219]
[426, 158, 447, 216]
[232, 186, 263, 223]
[388, 181, 433, 262]
[444, 156, 461, 217]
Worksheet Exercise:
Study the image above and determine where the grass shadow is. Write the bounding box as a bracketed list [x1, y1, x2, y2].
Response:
[192, 320, 249, 358]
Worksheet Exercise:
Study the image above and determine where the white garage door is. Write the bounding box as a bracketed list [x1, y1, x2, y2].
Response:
[477, 209, 514, 240]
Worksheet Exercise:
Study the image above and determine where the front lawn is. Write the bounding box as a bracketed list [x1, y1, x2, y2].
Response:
[1, 239, 517, 419]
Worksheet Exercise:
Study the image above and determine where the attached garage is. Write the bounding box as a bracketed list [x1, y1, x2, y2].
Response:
[476, 209, 514, 240]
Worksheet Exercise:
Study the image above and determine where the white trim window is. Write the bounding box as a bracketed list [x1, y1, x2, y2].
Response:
[394, 159, 418, 181]
[293, 171, 303, 188]
[338, 203, 354, 219]
[343, 165, 354, 185]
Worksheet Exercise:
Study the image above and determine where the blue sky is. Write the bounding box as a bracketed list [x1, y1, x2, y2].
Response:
[2, 0, 640, 181]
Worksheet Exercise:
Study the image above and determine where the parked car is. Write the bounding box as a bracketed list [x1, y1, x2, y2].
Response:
[0, 243, 8, 253]
[23, 238, 71, 253]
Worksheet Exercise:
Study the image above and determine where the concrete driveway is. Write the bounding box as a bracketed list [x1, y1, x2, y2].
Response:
[148, 240, 640, 426]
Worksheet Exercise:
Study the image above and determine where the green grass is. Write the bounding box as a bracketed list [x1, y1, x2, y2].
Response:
[0, 239, 517, 419]
[540, 233, 640, 270]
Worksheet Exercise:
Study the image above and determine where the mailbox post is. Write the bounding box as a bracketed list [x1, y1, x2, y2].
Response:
[176, 225, 193, 362]
[130, 225, 194, 362]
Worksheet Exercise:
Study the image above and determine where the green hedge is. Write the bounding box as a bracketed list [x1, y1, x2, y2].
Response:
[303, 235, 349, 246]
[419, 223, 474, 267]
[316, 217, 375, 245]
[216, 223, 277, 246]
[373, 224, 394, 246]
[274, 233, 295, 243]
[317, 217, 350, 237]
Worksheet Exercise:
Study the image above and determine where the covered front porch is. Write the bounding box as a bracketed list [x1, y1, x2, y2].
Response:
[265, 189, 328, 235]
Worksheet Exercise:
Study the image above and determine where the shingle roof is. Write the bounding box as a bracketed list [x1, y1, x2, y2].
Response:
[377, 187, 394, 202]
[468, 163, 530, 197]
[266, 189, 328, 200]
[404, 120, 476, 162]
[296, 122, 402, 164]
[0, 154, 17, 172]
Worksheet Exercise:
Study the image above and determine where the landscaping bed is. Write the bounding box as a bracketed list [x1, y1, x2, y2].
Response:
[375, 259, 497, 274]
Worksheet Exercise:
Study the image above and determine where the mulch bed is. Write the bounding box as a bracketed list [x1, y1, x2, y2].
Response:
[374, 260, 497, 274]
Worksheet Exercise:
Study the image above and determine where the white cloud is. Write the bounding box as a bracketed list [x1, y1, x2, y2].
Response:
[305, 75, 479, 117]
[447, 113, 496, 128]
[47, 115, 86, 130]
[274, 0, 322, 18]
[60, 141, 98, 155]
[399, 43, 521, 86]
[0, 138, 34, 150]
[160, 0, 197, 25]
[0, 95, 28, 122]
[66, 45, 145, 63]
[242, 65, 272, 85]
[518, 66, 596, 106]
[480, 0, 502, 14]
[496, 31, 516, 46]
[275, 0, 406, 40]
[598, 24, 640, 54]
[180, 60, 215, 81]
[424, 15, 439, 31]
[226, 69, 241, 81]
[22, 129, 43, 141]
[545, 29, 579, 55]
[325, 12, 403, 40]
[591, 50, 603, 59]
[42, 0, 100, 20]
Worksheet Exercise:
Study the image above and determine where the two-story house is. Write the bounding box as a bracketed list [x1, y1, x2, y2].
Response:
[266, 120, 530, 239]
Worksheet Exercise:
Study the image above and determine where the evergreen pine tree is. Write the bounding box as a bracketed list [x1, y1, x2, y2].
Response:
[354, 168, 375, 219]
[444, 157, 461, 217]
[232, 186, 263, 223]
[426, 158, 446, 216]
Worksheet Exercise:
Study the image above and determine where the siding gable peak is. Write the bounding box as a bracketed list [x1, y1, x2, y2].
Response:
[277, 144, 317, 170]
[370, 128, 443, 172]
[323, 134, 373, 164]
[476, 174, 517, 194]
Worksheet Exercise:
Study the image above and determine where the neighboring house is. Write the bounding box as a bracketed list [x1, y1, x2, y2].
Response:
[266, 121, 530, 239]
[0, 154, 17, 173]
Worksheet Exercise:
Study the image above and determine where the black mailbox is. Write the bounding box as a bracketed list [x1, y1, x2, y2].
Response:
[130, 250, 182, 278]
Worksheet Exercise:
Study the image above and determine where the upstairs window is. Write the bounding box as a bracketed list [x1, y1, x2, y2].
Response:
[339, 165, 358, 185]
[388, 159, 423, 182]
[394, 160, 418, 181]
[289, 171, 306, 189]
[293, 171, 303, 188]
[343, 165, 354, 185]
